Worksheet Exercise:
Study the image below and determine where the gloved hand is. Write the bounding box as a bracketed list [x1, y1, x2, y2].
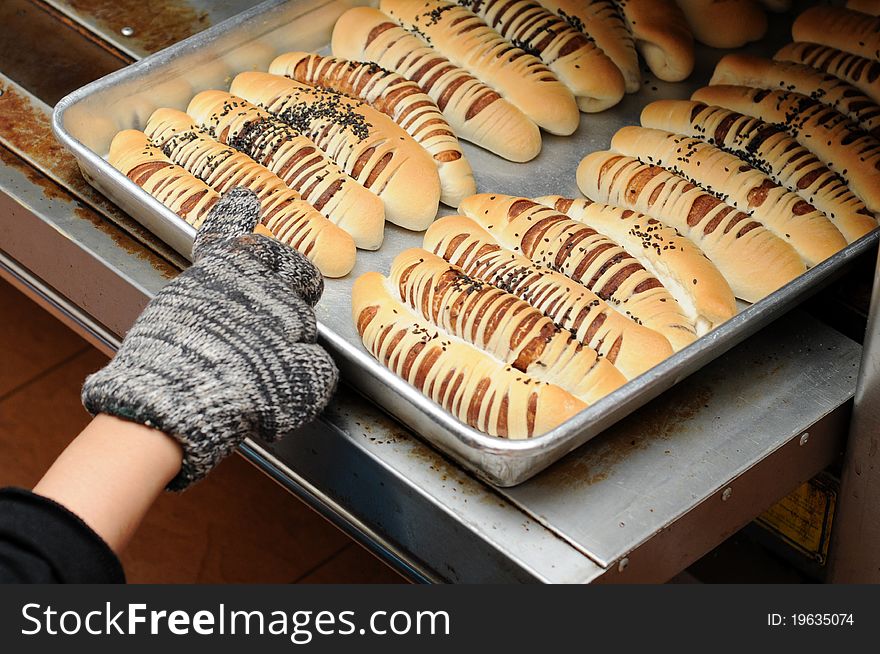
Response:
[82, 188, 339, 490]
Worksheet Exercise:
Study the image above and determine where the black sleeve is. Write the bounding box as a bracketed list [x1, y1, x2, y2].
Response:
[0, 487, 125, 583]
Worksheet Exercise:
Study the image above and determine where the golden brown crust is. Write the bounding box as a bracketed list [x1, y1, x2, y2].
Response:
[458, 193, 697, 350]
[776, 42, 880, 106]
[186, 90, 385, 250]
[380, 0, 579, 134]
[614, 0, 694, 82]
[422, 215, 673, 379]
[388, 248, 625, 403]
[331, 6, 541, 162]
[576, 150, 805, 303]
[640, 99, 877, 243]
[458, 0, 625, 111]
[847, 0, 880, 16]
[793, 6, 880, 62]
[691, 85, 880, 213]
[270, 52, 476, 207]
[610, 125, 847, 266]
[536, 194, 736, 332]
[229, 72, 440, 231]
[352, 270, 587, 438]
[676, 0, 767, 49]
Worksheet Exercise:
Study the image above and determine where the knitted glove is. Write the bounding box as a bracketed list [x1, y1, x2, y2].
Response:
[82, 188, 339, 490]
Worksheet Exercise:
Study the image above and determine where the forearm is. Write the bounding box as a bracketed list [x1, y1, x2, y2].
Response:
[33, 414, 183, 555]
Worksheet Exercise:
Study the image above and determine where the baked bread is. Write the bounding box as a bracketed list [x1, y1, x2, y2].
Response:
[538, 0, 640, 94]
[640, 99, 877, 243]
[692, 85, 880, 213]
[229, 71, 441, 231]
[331, 7, 541, 162]
[423, 215, 674, 378]
[847, 0, 880, 15]
[615, 0, 694, 82]
[577, 150, 806, 302]
[775, 43, 880, 107]
[187, 90, 385, 250]
[458, 193, 698, 350]
[457, 0, 625, 112]
[269, 52, 476, 207]
[676, 0, 766, 49]
[793, 6, 880, 62]
[108, 130, 218, 228]
[143, 109, 356, 277]
[353, 270, 587, 438]
[610, 126, 848, 266]
[388, 248, 626, 403]
[710, 54, 880, 138]
[379, 0, 579, 134]
[537, 195, 736, 332]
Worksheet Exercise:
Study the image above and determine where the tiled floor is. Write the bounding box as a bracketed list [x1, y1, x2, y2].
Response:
[0, 277, 404, 583]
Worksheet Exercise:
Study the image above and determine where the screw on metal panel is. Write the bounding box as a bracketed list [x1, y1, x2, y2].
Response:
[121, 26, 135, 37]
[799, 432, 810, 446]
[721, 487, 733, 502]
[618, 557, 629, 573]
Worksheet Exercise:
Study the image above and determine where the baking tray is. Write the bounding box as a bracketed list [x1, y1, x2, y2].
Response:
[53, 0, 878, 486]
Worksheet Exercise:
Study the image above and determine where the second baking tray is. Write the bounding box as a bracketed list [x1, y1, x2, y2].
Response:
[53, 0, 877, 486]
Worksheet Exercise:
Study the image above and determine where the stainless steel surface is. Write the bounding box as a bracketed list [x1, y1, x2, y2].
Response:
[52, 0, 869, 486]
[828, 254, 880, 582]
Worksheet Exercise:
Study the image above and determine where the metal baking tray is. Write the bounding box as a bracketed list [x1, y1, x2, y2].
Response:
[53, 0, 877, 486]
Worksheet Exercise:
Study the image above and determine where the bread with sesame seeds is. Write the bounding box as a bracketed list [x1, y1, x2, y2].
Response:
[691, 85, 880, 213]
[776, 43, 880, 106]
[576, 150, 805, 302]
[615, 0, 694, 82]
[229, 72, 441, 232]
[709, 55, 880, 138]
[186, 90, 385, 251]
[379, 0, 579, 135]
[536, 195, 736, 332]
[269, 52, 476, 207]
[423, 215, 673, 378]
[388, 248, 626, 403]
[847, 0, 880, 16]
[331, 6, 541, 162]
[640, 100, 877, 244]
[108, 130, 218, 229]
[458, 193, 698, 350]
[610, 126, 848, 266]
[352, 270, 587, 438]
[793, 6, 880, 63]
[676, 0, 766, 49]
[457, 0, 625, 112]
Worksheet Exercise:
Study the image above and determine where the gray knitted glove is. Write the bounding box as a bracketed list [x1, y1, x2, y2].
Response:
[82, 188, 338, 490]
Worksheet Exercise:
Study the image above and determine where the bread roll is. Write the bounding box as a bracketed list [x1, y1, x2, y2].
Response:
[710, 54, 880, 138]
[423, 215, 673, 378]
[187, 90, 384, 250]
[353, 271, 587, 438]
[793, 6, 880, 62]
[775, 42, 880, 107]
[143, 109, 356, 277]
[108, 130, 217, 228]
[847, 0, 880, 15]
[577, 150, 805, 302]
[640, 99, 877, 243]
[537, 0, 640, 94]
[388, 248, 626, 403]
[458, 193, 697, 350]
[229, 72, 440, 231]
[270, 52, 476, 207]
[536, 195, 736, 332]
[331, 7, 541, 162]
[615, 0, 694, 82]
[676, 0, 767, 49]
[457, 0, 625, 112]
[692, 85, 880, 213]
[611, 126, 847, 266]
[380, 0, 579, 134]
